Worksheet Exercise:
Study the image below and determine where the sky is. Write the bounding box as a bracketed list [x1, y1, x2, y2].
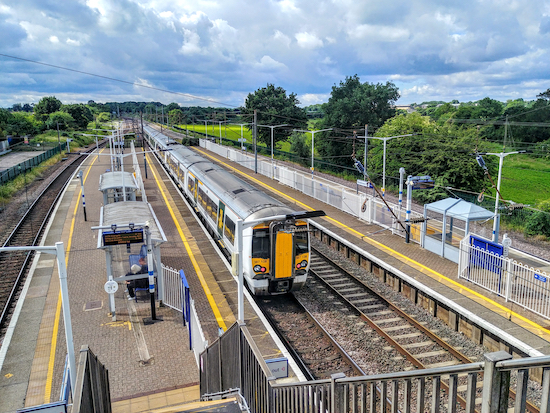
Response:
[1, 0, 550, 109]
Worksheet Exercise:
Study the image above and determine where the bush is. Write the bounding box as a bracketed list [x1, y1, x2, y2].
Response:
[524, 200, 550, 238]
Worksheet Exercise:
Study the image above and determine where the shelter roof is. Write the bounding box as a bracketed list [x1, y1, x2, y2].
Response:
[97, 201, 167, 248]
[425, 198, 494, 221]
[99, 171, 138, 191]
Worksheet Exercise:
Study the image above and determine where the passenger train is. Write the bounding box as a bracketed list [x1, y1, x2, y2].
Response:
[144, 126, 325, 295]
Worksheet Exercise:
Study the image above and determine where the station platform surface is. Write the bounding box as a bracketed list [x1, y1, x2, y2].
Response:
[0, 147, 284, 413]
[0, 150, 47, 171]
[191, 143, 550, 357]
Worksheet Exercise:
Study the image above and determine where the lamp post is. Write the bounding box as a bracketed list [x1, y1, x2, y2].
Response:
[258, 124, 288, 179]
[231, 123, 252, 151]
[0, 243, 76, 394]
[368, 134, 412, 197]
[294, 128, 333, 180]
[477, 150, 526, 242]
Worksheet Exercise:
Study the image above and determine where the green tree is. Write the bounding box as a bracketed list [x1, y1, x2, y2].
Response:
[34, 96, 62, 122]
[168, 108, 184, 126]
[0, 108, 13, 137]
[62, 104, 93, 129]
[472, 97, 503, 119]
[46, 111, 75, 130]
[316, 75, 400, 169]
[6, 112, 39, 136]
[165, 102, 180, 112]
[289, 132, 310, 166]
[242, 84, 308, 147]
[97, 112, 111, 122]
[525, 200, 550, 238]
[369, 112, 496, 197]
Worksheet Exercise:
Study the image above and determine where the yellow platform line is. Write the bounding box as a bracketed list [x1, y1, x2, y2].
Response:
[194, 147, 550, 340]
[146, 152, 228, 331]
[44, 151, 101, 403]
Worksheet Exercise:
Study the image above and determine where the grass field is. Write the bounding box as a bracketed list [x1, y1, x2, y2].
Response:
[177, 123, 294, 151]
[499, 154, 550, 206]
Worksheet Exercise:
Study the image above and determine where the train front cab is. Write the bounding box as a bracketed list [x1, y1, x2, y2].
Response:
[250, 219, 310, 295]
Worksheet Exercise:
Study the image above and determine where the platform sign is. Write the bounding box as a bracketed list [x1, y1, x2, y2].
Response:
[409, 175, 434, 190]
[266, 357, 288, 379]
[357, 179, 373, 188]
[102, 229, 144, 246]
[535, 273, 547, 283]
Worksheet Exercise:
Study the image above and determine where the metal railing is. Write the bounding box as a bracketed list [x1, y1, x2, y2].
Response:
[459, 237, 550, 319]
[0, 143, 66, 184]
[200, 322, 550, 413]
[161, 264, 208, 365]
[72, 345, 111, 413]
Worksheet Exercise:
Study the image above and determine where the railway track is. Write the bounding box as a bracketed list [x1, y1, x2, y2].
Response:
[0, 143, 105, 339]
[308, 245, 541, 413]
[257, 294, 365, 381]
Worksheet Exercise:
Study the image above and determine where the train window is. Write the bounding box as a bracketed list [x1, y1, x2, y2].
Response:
[225, 217, 235, 244]
[295, 231, 308, 255]
[198, 187, 207, 209]
[210, 201, 218, 222]
[252, 229, 270, 259]
[188, 176, 195, 192]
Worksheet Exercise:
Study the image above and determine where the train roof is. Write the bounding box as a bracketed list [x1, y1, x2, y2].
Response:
[145, 126, 294, 220]
[191, 161, 293, 219]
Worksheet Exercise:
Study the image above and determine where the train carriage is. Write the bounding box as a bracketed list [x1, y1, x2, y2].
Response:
[144, 126, 324, 295]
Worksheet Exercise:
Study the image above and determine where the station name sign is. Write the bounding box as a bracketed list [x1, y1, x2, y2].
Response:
[103, 229, 144, 246]
[409, 175, 434, 190]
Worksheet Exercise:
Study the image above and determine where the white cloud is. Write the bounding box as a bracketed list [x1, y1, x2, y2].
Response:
[276, 0, 299, 13]
[254, 55, 287, 71]
[274, 30, 291, 48]
[180, 28, 202, 54]
[297, 93, 329, 106]
[1, 0, 550, 108]
[295, 32, 323, 49]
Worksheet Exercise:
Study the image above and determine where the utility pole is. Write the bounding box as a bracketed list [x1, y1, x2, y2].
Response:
[364, 125, 368, 177]
[253, 110, 258, 174]
[369, 134, 412, 197]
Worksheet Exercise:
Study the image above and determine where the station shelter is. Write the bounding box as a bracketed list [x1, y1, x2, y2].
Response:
[421, 198, 494, 263]
[95, 201, 167, 319]
[99, 171, 139, 204]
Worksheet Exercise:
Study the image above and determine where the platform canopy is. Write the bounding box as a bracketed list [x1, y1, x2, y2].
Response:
[97, 201, 167, 249]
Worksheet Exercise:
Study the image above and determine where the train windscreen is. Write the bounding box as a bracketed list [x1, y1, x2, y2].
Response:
[252, 229, 270, 259]
[295, 232, 308, 255]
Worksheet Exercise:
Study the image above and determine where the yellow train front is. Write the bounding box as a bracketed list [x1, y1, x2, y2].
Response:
[144, 125, 325, 295]
[245, 214, 318, 295]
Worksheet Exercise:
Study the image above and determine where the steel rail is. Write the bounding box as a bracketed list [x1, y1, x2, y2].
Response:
[0, 142, 106, 330]
[311, 246, 540, 413]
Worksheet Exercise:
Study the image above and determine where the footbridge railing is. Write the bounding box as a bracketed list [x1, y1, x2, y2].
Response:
[200, 322, 550, 413]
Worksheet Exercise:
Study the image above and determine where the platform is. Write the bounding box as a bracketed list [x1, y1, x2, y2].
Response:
[0, 150, 47, 171]
[0, 147, 287, 412]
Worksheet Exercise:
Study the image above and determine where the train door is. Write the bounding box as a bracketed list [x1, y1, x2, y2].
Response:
[271, 222, 294, 279]
[217, 202, 225, 237]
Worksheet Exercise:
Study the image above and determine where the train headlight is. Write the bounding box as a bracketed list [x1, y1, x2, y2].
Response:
[253, 265, 261, 272]
[296, 260, 308, 269]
